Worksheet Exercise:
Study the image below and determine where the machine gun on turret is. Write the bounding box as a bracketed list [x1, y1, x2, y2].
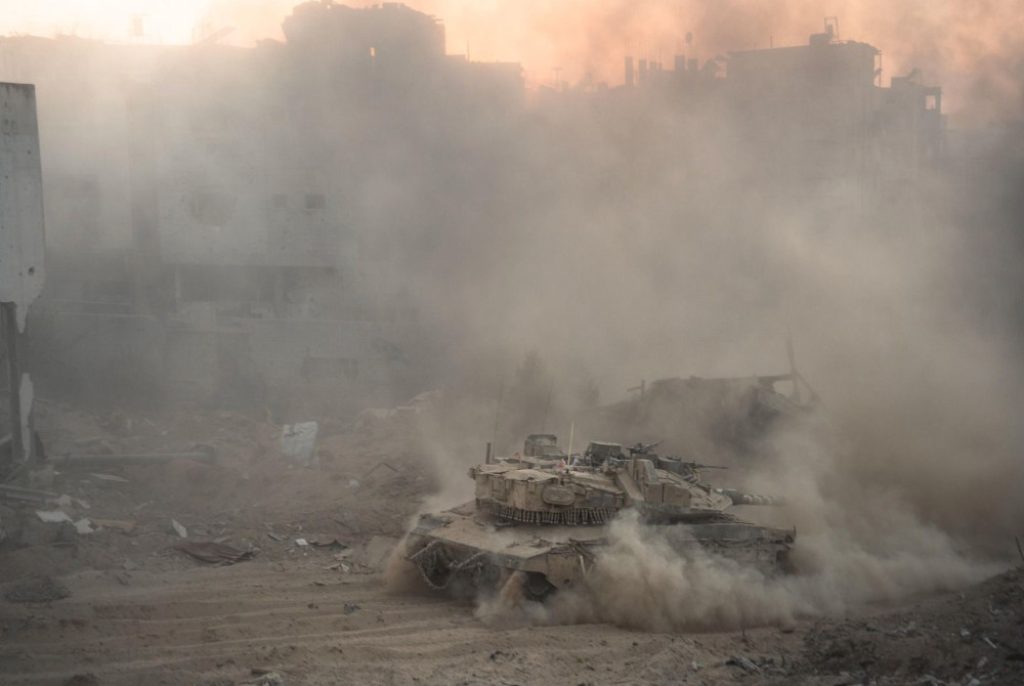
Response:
[627, 441, 662, 456]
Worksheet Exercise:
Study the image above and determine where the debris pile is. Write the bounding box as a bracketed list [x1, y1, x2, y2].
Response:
[0, 398, 434, 583]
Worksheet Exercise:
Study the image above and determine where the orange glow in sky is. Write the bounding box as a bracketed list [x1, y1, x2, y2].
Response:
[1, 1, 1021, 122]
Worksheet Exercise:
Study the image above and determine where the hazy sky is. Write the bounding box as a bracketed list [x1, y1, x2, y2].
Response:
[1, 1, 1021, 120]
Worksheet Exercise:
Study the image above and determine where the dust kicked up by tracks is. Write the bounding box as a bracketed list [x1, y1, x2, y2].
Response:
[0, 400, 1022, 685]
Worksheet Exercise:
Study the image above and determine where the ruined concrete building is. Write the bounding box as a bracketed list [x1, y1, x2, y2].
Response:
[0, 8, 948, 416]
[0, 3, 523, 416]
[619, 26, 944, 208]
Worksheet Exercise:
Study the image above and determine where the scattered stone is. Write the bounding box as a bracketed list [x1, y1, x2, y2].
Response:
[245, 669, 285, 686]
[343, 602, 360, 615]
[171, 519, 188, 538]
[36, 509, 72, 524]
[92, 518, 136, 534]
[5, 576, 71, 603]
[726, 655, 760, 673]
[175, 541, 254, 565]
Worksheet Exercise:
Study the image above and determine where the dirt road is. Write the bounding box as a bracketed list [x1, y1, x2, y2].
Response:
[0, 559, 809, 686]
[3, 556, 1022, 686]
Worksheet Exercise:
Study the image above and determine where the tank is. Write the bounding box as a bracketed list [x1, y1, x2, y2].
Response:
[404, 436, 794, 600]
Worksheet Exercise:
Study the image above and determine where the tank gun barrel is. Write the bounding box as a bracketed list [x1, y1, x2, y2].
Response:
[683, 461, 727, 470]
[716, 488, 786, 507]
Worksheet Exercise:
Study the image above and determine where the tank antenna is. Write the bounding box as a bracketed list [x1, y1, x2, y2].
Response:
[566, 421, 575, 465]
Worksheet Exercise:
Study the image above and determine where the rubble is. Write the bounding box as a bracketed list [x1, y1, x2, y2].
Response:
[54, 449, 217, 468]
[175, 541, 255, 565]
[0, 397, 1019, 685]
[726, 655, 761, 673]
[0, 483, 58, 505]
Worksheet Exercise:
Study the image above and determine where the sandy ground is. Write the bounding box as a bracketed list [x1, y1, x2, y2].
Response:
[1, 400, 1022, 686]
[1, 559, 1022, 686]
[0, 559, 798, 686]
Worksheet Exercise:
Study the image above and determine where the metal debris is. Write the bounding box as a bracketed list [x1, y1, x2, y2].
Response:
[91, 518, 136, 534]
[174, 541, 255, 565]
[244, 671, 285, 686]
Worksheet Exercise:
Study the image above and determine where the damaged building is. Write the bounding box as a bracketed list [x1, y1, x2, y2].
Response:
[1, 7, 947, 417]
[0, 2, 523, 417]
[612, 23, 944, 217]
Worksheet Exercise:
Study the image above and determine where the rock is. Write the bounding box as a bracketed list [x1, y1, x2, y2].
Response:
[726, 655, 760, 673]
[245, 670, 285, 686]
[5, 576, 71, 603]
[64, 674, 99, 686]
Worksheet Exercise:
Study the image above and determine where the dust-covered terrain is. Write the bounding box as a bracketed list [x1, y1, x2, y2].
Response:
[1, 399, 1022, 686]
[2, 1, 1024, 685]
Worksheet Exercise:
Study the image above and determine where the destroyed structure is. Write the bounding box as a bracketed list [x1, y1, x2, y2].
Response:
[0, 2, 522, 417]
[0, 7, 948, 417]
[583, 372, 815, 463]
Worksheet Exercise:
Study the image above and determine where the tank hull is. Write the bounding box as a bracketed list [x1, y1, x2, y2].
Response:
[405, 501, 794, 597]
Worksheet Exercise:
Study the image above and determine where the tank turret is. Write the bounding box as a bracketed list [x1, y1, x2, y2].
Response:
[471, 440, 781, 526]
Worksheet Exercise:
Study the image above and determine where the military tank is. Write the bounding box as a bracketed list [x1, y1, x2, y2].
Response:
[404, 436, 794, 600]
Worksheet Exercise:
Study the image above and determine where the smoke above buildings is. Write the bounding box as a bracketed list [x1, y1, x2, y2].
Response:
[4, 1, 1022, 122]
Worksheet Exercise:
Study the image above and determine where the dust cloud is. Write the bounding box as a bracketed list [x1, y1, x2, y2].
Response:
[474, 426, 1004, 632]
[2, 0, 1022, 633]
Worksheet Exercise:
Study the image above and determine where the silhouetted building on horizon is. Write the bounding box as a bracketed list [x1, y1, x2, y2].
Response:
[0, 6, 986, 416]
